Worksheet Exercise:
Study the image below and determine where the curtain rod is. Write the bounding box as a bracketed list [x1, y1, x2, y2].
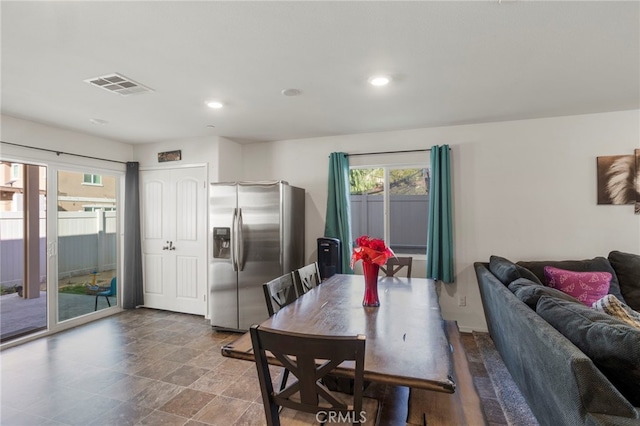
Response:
[1, 140, 128, 165]
[346, 147, 449, 157]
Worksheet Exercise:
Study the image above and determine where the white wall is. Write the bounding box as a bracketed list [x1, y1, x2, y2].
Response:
[217, 137, 243, 182]
[242, 110, 640, 332]
[132, 135, 242, 183]
[1, 114, 132, 170]
[4, 111, 639, 332]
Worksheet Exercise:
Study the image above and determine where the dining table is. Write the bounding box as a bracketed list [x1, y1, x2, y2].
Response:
[221, 273, 455, 394]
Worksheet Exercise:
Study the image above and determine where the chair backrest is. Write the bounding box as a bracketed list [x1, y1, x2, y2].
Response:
[379, 257, 413, 278]
[250, 325, 366, 426]
[293, 262, 321, 295]
[263, 273, 299, 316]
[109, 277, 117, 295]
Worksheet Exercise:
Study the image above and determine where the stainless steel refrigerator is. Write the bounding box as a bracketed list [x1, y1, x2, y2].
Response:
[209, 181, 305, 331]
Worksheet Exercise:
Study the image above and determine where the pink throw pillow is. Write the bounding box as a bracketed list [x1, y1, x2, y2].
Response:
[543, 266, 612, 306]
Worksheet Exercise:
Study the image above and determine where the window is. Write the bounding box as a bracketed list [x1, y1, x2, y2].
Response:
[10, 163, 20, 180]
[350, 166, 429, 255]
[83, 206, 115, 212]
[82, 174, 102, 185]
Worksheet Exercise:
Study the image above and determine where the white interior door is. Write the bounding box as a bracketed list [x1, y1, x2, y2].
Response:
[141, 166, 206, 315]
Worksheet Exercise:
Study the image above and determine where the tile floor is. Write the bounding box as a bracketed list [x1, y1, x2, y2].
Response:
[0, 308, 503, 426]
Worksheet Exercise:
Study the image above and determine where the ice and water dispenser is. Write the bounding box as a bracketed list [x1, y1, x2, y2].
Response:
[213, 227, 231, 259]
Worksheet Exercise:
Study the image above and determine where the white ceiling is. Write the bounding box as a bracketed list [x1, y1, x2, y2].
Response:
[1, 1, 639, 145]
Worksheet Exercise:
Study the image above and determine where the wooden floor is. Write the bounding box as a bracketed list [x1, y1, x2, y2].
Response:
[405, 321, 487, 425]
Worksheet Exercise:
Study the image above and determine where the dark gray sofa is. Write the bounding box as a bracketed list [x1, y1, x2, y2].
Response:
[474, 259, 640, 426]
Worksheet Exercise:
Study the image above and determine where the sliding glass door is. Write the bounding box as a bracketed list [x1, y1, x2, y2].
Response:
[0, 162, 47, 342]
[0, 155, 123, 346]
[56, 170, 118, 322]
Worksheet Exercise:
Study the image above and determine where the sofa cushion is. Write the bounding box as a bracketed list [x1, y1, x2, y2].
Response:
[508, 278, 581, 309]
[489, 255, 542, 286]
[608, 251, 640, 311]
[593, 294, 640, 330]
[517, 257, 626, 304]
[536, 296, 640, 407]
[543, 266, 611, 307]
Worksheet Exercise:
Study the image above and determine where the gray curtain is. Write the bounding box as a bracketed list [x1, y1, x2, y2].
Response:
[426, 145, 454, 283]
[324, 152, 353, 274]
[123, 161, 144, 308]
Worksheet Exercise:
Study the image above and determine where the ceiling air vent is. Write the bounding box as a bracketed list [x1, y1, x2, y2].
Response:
[84, 73, 153, 96]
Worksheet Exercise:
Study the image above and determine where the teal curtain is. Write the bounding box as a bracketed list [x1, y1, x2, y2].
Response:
[324, 152, 353, 274]
[426, 145, 454, 283]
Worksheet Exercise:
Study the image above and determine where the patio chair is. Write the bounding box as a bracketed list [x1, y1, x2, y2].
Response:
[94, 277, 116, 311]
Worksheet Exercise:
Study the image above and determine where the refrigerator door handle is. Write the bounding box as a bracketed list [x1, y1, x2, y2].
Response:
[231, 208, 239, 271]
[237, 208, 245, 271]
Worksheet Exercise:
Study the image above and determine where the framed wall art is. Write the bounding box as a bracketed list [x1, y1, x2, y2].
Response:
[636, 149, 640, 214]
[597, 149, 639, 214]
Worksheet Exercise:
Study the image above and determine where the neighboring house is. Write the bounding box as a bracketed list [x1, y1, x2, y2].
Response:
[0, 162, 115, 212]
[57, 171, 116, 212]
[0, 162, 46, 212]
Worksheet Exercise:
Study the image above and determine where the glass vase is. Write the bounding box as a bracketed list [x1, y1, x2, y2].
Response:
[362, 262, 380, 307]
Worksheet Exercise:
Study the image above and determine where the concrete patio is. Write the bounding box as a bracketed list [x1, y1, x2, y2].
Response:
[0, 290, 116, 342]
[1, 270, 116, 341]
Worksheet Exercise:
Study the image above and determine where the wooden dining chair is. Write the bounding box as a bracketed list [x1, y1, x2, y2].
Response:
[263, 273, 300, 317]
[262, 273, 300, 393]
[250, 325, 379, 426]
[293, 262, 322, 295]
[380, 257, 413, 278]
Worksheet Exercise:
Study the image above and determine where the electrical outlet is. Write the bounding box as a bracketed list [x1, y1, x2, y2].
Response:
[458, 296, 466, 307]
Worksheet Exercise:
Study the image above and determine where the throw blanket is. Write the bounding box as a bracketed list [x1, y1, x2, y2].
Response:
[593, 294, 640, 329]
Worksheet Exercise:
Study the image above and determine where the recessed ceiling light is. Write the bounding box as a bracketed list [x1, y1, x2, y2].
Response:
[206, 101, 224, 109]
[281, 88, 302, 97]
[369, 76, 391, 87]
[89, 118, 108, 125]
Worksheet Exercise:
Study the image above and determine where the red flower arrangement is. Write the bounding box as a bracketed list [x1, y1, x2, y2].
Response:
[350, 235, 395, 268]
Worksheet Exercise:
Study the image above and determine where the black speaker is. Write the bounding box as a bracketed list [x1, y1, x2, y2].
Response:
[317, 237, 342, 280]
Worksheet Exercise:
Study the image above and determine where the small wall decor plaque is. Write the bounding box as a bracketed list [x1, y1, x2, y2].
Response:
[158, 150, 181, 162]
